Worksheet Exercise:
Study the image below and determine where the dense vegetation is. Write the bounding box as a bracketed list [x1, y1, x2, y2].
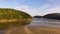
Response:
[0, 8, 32, 30]
[43, 13, 60, 20]
[0, 8, 32, 20]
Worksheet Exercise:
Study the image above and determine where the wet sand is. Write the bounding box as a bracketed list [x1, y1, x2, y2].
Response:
[4, 26, 60, 34]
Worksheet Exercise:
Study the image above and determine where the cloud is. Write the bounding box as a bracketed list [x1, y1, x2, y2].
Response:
[40, 6, 60, 16]
[15, 5, 33, 16]
[15, 0, 60, 16]
[47, 7, 60, 13]
[15, 5, 42, 16]
[39, 0, 60, 16]
[15, 4, 60, 16]
[28, 8, 41, 16]
[15, 6, 29, 11]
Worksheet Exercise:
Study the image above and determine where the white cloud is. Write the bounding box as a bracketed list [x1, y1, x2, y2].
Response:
[15, 2, 60, 16]
[39, 0, 60, 16]
[15, 5, 42, 16]
[15, 6, 29, 11]
[13, 0, 60, 16]
[40, 6, 60, 16]
[47, 7, 60, 13]
[15, 5, 60, 16]
[15, 6, 34, 16]
[28, 8, 41, 16]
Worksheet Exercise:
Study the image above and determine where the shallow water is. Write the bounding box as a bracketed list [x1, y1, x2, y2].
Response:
[27, 18, 60, 28]
[1, 18, 60, 34]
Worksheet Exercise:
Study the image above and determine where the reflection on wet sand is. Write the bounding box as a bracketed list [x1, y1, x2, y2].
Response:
[1, 18, 60, 34]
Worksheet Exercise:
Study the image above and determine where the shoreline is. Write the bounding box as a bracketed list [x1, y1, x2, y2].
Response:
[5, 26, 60, 34]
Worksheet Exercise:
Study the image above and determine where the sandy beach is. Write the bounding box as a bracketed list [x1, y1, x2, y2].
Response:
[4, 26, 60, 34]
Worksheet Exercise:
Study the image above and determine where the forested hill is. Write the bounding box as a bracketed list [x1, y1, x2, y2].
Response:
[0, 8, 32, 20]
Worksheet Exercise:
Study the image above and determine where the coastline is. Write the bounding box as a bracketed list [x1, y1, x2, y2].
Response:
[4, 26, 60, 34]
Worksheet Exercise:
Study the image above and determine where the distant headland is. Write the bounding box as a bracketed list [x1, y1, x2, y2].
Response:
[43, 13, 60, 20]
[33, 13, 60, 20]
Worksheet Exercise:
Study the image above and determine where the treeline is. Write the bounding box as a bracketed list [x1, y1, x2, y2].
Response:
[0, 8, 32, 20]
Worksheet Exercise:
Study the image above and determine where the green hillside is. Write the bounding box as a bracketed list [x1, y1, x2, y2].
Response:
[0, 8, 32, 20]
[0, 8, 32, 30]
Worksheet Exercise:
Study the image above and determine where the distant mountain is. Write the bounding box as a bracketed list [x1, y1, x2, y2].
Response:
[33, 16, 41, 18]
[43, 13, 60, 20]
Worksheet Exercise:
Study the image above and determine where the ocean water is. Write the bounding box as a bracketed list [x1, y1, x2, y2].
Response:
[27, 18, 60, 28]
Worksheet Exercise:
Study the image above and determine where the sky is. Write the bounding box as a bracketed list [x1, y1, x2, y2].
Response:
[0, 0, 60, 16]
